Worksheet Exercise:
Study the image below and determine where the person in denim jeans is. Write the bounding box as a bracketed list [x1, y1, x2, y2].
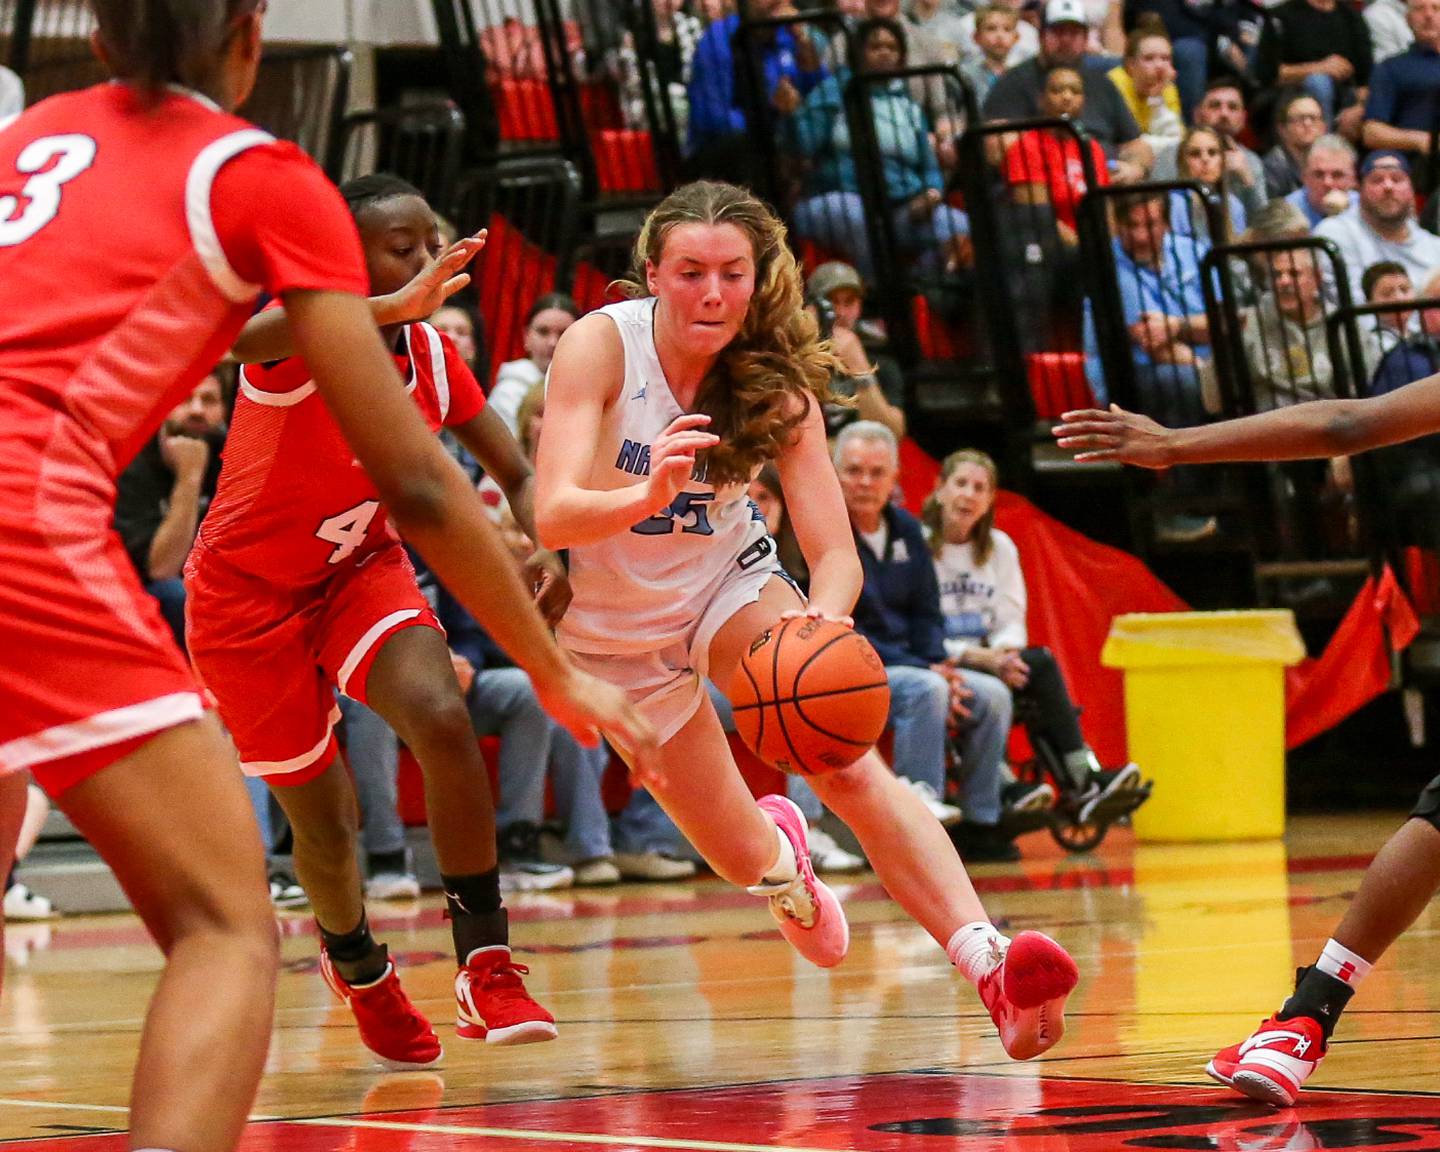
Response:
[835, 422, 1020, 862]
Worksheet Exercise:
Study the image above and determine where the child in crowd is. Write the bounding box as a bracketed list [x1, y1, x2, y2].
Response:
[962, 6, 1022, 95]
[1003, 62, 1110, 243]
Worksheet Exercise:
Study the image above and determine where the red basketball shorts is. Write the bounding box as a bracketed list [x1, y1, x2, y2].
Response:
[185, 542, 441, 783]
[0, 496, 203, 798]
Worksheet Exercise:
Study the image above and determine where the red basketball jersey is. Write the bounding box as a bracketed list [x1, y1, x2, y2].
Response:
[198, 321, 485, 585]
[0, 82, 367, 782]
[0, 83, 368, 490]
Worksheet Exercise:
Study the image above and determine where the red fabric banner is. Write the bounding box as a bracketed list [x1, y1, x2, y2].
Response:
[898, 440, 1418, 764]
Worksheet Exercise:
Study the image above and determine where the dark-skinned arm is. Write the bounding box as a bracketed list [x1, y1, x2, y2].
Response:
[1053, 378, 1440, 469]
[233, 232, 485, 364]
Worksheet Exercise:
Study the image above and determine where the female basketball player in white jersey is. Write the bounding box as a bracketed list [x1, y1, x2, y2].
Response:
[536, 181, 1079, 1060]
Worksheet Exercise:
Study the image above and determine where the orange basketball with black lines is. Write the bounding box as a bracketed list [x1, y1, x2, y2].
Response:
[729, 617, 890, 777]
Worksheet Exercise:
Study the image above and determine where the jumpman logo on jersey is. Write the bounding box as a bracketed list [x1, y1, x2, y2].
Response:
[631, 383, 648, 402]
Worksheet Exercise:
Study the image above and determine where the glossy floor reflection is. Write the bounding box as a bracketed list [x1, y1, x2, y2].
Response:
[3, 812, 1438, 1150]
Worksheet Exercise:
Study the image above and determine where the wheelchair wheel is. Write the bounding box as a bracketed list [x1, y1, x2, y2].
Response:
[1049, 815, 1108, 854]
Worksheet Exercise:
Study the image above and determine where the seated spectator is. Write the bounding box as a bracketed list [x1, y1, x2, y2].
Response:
[961, 5, 1024, 96]
[1002, 62, 1111, 244]
[432, 302, 481, 370]
[114, 374, 226, 644]
[1154, 78, 1269, 220]
[1316, 150, 1440, 300]
[805, 261, 908, 440]
[1263, 90, 1328, 199]
[1172, 125, 1247, 242]
[1083, 191, 1218, 542]
[1367, 0, 1415, 64]
[1126, 0, 1249, 115]
[911, 0, 980, 60]
[834, 421, 1026, 860]
[1365, 269, 1440, 542]
[516, 380, 547, 462]
[1226, 247, 1377, 409]
[923, 449, 1144, 820]
[788, 17, 971, 280]
[1084, 192, 1211, 417]
[957, 0, 1040, 73]
[1107, 23, 1183, 152]
[1256, 0, 1373, 133]
[685, 0, 828, 181]
[492, 293, 579, 437]
[1362, 0, 1440, 166]
[0, 65, 21, 118]
[1362, 258, 1415, 358]
[1370, 264, 1440, 393]
[1285, 133, 1360, 228]
[616, 0, 704, 136]
[984, 0, 1152, 180]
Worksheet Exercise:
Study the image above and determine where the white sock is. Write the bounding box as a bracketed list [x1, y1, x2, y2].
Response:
[1316, 938, 1373, 987]
[761, 825, 798, 886]
[946, 921, 1009, 985]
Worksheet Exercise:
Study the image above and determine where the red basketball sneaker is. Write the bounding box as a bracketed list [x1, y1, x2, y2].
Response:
[747, 794, 850, 968]
[455, 945, 558, 1045]
[978, 931, 1079, 1060]
[319, 947, 443, 1070]
[1206, 1014, 1326, 1106]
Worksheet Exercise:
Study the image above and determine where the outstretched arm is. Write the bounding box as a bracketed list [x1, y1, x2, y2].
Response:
[233, 232, 485, 363]
[1054, 379, 1440, 468]
[283, 288, 654, 757]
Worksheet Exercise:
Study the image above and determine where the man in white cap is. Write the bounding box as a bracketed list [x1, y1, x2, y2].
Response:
[984, 0, 1152, 181]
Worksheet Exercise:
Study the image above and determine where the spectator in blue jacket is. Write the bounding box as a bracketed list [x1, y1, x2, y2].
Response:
[684, 0, 828, 181]
[787, 17, 970, 280]
[834, 422, 1020, 862]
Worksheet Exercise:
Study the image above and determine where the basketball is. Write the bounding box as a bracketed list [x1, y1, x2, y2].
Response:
[729, 616, 890, 777]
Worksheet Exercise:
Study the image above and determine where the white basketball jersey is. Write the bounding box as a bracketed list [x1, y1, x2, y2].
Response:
[558, 297, 776, 655]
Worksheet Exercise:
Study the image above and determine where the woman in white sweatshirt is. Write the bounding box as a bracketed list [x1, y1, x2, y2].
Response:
[924, 449, 1142, 820]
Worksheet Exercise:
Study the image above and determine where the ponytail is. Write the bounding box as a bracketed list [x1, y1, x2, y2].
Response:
[91, 0, 259, 95]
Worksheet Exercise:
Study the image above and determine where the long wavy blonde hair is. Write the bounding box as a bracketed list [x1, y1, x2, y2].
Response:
[618, 181, 845, 488]
[922, 449, 1000, 565]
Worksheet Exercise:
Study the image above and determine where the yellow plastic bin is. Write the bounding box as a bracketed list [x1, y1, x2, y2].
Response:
[1102, 610, 1305, 842]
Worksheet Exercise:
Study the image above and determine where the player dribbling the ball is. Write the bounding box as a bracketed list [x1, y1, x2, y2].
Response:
[535, 180, 1080, 1059]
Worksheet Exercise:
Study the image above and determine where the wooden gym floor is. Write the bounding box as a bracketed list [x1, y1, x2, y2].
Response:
[2, 811, 1438, 1150]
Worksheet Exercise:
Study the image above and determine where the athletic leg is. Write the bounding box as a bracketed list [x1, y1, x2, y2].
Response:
[55, 717, 277, 1152]
[708, 580, 1077, 1055]
[1209, 789, 1440, 1106]
[363, 627, 555, 1045]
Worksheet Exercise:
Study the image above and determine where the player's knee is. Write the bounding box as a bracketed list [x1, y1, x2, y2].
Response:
[388, 682, 475, 749]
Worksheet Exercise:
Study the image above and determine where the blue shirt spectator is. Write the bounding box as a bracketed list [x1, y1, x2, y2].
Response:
[1285, 184, 1361, 228]
[1364, 2, 1440, 158]
[686, 11, 827, 155]
[1084, 195, 1211, 410]
[788, 72, 942, 204]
